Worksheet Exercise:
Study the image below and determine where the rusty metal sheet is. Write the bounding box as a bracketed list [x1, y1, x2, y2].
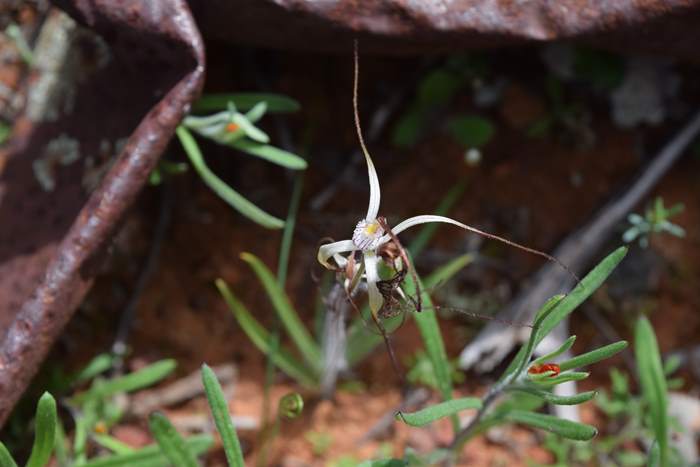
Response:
[190, 0, 700, 59]
[0, 0, 204, 425]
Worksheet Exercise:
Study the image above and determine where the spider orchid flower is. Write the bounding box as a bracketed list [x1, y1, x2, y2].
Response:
[317, 143, 478, 316]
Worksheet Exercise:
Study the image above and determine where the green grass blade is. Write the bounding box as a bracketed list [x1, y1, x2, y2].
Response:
[408, 180, 468, 257]
[177, 126, 284, 229]
[26, 392, 57, 467]
[70, 353, 115, 384]
[512, 410, 598, 438]
[506, 410, 597, 440]
[82, 435, 213, 467]
[277, 172, 304, 285]
[75, 360, 176, 403]
[193, 94, 300, 114]
[240, 253, 321, 372]
[509, 387, 597, 405]
[216, 279, 317, 387]
[92, 434, 135, 454]
[402, 267, 456, 431]
[558, 341, 628, 372]
[635, 316, 668, 467]
[531, 336, 576, 367]
[201, 365, 245, 467]
[149, 413, 199, 467]
[423, 254, 473, 290]
[0, 442, 17, 467]
[395, 398, 482, 427]
[535, 247, 627, 346]
[232, 140, 307, 170]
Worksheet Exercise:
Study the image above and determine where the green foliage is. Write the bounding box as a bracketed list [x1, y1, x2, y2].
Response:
[573, 47, 625, 90]
[239, 253, 322, 372]
[176, 126, 286, 229]
[305, 431, 333, 456]
[149, 413, 200, 467]
[0, 123, 10, 146]
[82, 435, 213, 467]
[635, 317, 669, 466]
[25, 392, 57, 467]
[192, 93, 300, 114]
[623, 197, 685, 248]
[391, 56, 489, 148]
[72, 359, 176, 404]
[201, 364, 245, 467]
[178, 94, 306, 229]
[215, 278, 318, 388]
[446, 116, 494, 149]
[505, 411, 597, 441]
[396, 398, 482, 427]
[389, 247, 628, 459]
[405, 350, 464, 390]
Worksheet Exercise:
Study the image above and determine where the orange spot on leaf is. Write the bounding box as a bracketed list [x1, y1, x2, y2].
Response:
[528, 363, 561, 377]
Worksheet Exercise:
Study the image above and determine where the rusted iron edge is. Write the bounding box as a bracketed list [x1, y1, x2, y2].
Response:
[0, 1, 205, 425]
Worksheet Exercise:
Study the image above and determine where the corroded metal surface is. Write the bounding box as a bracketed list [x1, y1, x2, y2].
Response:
[191, 0, 700, 59]
[0, 0, 204, 424]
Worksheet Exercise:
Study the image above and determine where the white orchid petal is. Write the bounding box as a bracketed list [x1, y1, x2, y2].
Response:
[332, 253, 348, 268]
[363, 251, 384, 315]
[379, 215, 469, 243]
[317, 240, 355, 269]
[364, 148, 381, 220]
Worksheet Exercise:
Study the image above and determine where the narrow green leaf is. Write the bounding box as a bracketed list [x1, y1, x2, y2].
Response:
[245, 101, 267, 123]
[82, 435, 213, 467]
[71, 353, 115, 384]
[358, 460, 407, 467]
[395, 398, 482, 427]
[447, 115, 495, 148]
[231, 114, 269, 143]
[149, 413, 199, 467]
[239, 253, 321, 372]
[506, 410, 597, 441]
[232, 140, 307, 170]
[92, 434, 135, 454]
[177, 126, 284, 229]
[216, 279, 317, 387]
[647, 440, 660, 467]
[535, 247, 628, 345]
[509, 387, 597, 405]
[193, 93, 300, 113]
[26, 392, 57, 467]
[502, 295, 565, 383]
[201, 365, 245, 467]
[532, 371, 589, 386]
[53, 419, 68, 467]
[531, 336, 576, 367]
[0, 443, 17, 467]
[408, 180, 468, 257]
[402, 267, 456, 431]
[635, 317, 668, 467]
[75, 360, 176, 403]
[558, 341, 628, 372]
[423, 254, 473, 290]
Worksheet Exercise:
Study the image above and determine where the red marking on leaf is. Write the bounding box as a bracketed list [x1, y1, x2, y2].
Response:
[528, 363, 561, 377]
[226, 122, 240, 132]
